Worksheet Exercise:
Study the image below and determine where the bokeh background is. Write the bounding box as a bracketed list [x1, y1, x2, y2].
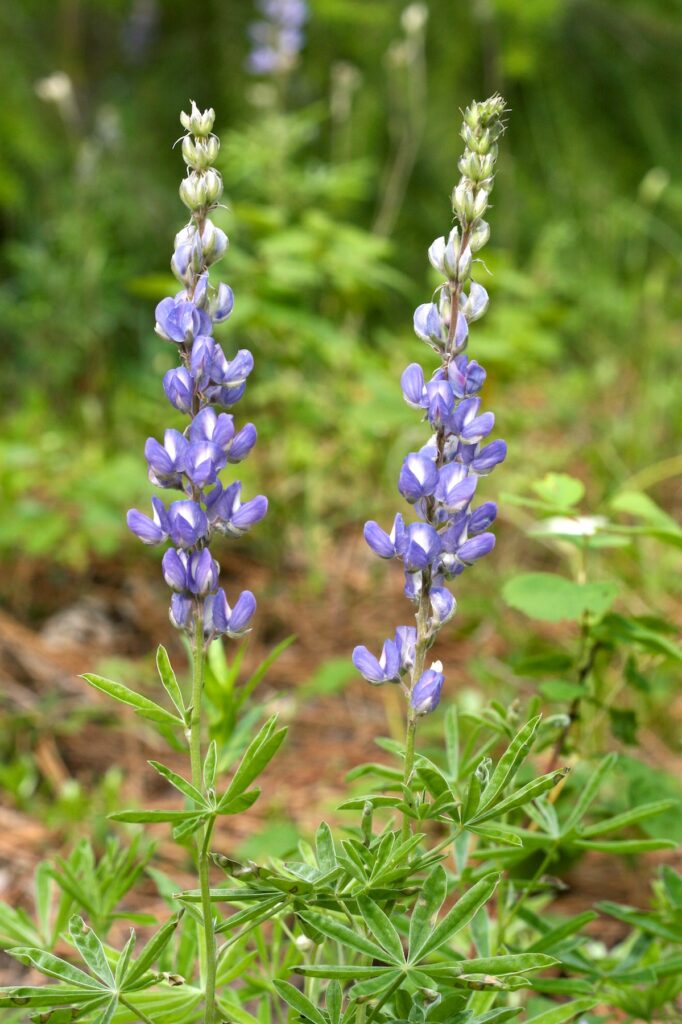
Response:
[0, 0, 680, 910]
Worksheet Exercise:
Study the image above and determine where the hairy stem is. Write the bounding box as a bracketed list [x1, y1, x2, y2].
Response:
[189, 615, 217, 1024]
[401, 578, 431, 841]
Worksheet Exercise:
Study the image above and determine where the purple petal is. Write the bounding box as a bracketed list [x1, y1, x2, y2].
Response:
[227, 590, 257, 635]
[364, 520, 395, 559]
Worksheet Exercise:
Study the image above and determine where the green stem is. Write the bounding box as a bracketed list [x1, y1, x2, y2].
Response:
[189, 615, 217, 1024]
[401, 580, 431, 842]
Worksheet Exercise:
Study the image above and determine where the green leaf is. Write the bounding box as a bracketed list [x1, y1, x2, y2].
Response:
[315, 822, 336, 872]
[109, 809, 203, 824]
[326, 980, 341, 1024]
[68, 918, 114, 987]
[531, 473, 585, 508]
[596, 901, 681, 943]
[610, 490, 680, 529]
[0, 988, 105, 1009]
[296, 910, 387, 962]
[444, 706, 460, 777]
[526, 997, 598, 1023]
[428, 953, 558, 977]
[8, 949, 103, 990]
[468, 825, 523, 847]
[356, 896, 404, 963]
[219, 716, 287, 807]
[411, 873, 499, 961]
[237, 635, 296, 709]
[502, 574, 619, 623]
[124, 914, 182, 988]
[296, 965, 385, 980]
[478, 716, 541, 813]
[350, 969, 401, 1000]
[81, 674, 183, 728]
[156, 646, 186, 719]
[148, 761, 206, 807]
[539, 681, 585, 702]
[472, 769, 568, 823]
[572, 838, 676, 854]
[527, 911, 598, 952]
[408, 864, 447, 958]
[609, 707, 638, 745]
[95, 994, 118, 1024]
[563, 753, 617, 832]
[203, 742, 218, 791]
[114, 931, 136, 986]
[581, 798, 678, 837]
[273, 980, 327, 1024]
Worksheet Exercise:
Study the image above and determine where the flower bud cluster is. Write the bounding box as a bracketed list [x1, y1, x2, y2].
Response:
[247, 0, 308, 76]
[128, 105, 266, 643]
[353, 96, 507, 716]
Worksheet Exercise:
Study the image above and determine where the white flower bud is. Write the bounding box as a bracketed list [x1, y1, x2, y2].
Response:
[182, 135, 220, 170]
[203, 168, 223, 205]
[469, 220, 490, 252]
[452, 181, 475, 221]
[472, 188, 489, 219]
[201, 219, 228, 263]
[457, 244, 472, 280]
[401, 3, 428, 35]
[180, 100, 215, 137]
[179, 172, 207, 210]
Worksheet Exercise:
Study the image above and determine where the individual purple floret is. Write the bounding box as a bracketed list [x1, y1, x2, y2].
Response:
[127, 103, 267, 642]
[352, 95, 508, 726]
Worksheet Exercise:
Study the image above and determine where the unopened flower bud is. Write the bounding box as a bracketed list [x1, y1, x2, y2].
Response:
[201, 219, 228, 264]
[475, 755, 492, 786]
[180, 100, 215, 137]
[202, 168, 223, 205]
[179, 172, 208, 211]
[469, 220, 490, 252]
[182, 135, 220, 171]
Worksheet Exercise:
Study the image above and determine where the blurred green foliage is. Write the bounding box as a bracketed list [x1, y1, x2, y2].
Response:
[0, 0, 680, 573]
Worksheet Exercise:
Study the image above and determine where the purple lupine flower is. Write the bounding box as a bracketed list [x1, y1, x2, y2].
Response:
[352, 639, 401, 686]
[411, 663, 445, 715]
[398, 453, 439, 504]
[127, 104, 267, 641]
[352, 94, 508, 725]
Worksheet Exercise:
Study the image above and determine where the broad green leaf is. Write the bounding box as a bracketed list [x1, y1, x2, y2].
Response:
[408, 864, 447, 958]
[8, 949, 103, 990]
[219, 717, 287, 806]
[473, 770, 568, 824]
[580, 798, 677, 836]
[148, 761, 205, 807]
[81, 674, 183, 728]
[156, 646, 185, 718]
[296, 910, 387, 962]
[539, 681, 585, 702]
[502, 574, 618, 623]
[526, 997, 598, 1023]
[532, 473, 585, 508]
[478, 717, 540, 813]
[356, 896, 404, 963]
[273, 980, 327, 1024]
[563, 753, 617, 831]
[203, 741, 218, 791]
[68, 918, 114, 987]
[124, 914, 182, 988]
[411, 873, 499, 961]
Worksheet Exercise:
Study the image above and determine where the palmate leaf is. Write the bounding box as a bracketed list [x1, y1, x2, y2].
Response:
[123, 913, 182, 988]
[469, 769, 569, 825]
[356, 896, 405, 963]
[526, 997, 598, 1023]
[0, 988, 107, 1009]
[408, 864, 447, 957]
[7, 949, 104, 991]
[562, 753, 617, 832]
[148, 761, 206, 807]
[579, 798, 677, 836]
[156, 645, 186, 719]
[425, 953, 558, 978]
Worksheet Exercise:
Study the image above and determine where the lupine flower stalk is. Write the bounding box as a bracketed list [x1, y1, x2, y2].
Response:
[352, 95, 508, 837]
[127, 101, 266, 1023]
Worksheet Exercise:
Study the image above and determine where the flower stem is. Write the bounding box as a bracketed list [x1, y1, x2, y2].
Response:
[189, 614, 217, 1024]
[401, 578, 431, 841]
